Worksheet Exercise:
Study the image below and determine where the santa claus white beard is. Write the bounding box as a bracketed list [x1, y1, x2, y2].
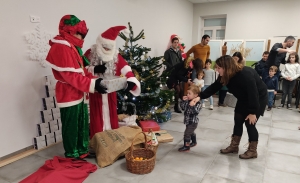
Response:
[96, 46, 116, 62]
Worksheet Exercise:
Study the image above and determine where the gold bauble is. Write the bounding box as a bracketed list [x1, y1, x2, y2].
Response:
[150, 70, 153, 74]
[146, 87, 150, 90]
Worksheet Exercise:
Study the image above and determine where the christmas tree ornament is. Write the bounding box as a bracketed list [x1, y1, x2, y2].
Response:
[142, 67, 145, 72]
[150, 70, 153, 74]
[146, 87, 150, 91]
[154, 107, 158, 110]
[159, 84, 162, 88]
[124, 95, 128, 100]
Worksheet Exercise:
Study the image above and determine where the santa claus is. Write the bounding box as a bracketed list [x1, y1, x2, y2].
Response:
[84, 26, 140, 138]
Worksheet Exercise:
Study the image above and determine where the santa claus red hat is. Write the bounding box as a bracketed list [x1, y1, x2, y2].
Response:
[100, 26, 130, 42]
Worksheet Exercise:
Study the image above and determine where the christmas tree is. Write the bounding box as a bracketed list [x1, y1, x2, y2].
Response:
[117, 22, 174, 123]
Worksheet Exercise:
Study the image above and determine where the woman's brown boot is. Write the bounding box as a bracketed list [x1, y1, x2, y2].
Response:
[239, 141, 258, 159]
[220, 135, 241, 154]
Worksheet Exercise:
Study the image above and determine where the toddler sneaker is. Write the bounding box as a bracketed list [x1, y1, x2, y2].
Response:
[204, 99, 208, 102]
[209, 105, 213, 110]
[287, 104, 292, 110]
[202, 103, 205, 108]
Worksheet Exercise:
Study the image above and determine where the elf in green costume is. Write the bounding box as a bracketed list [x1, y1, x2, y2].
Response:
[46, 15, 107, 159]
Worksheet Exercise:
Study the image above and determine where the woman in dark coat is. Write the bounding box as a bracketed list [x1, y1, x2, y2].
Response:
[191, 55, 268, 159]
[167, 58, 203, 113]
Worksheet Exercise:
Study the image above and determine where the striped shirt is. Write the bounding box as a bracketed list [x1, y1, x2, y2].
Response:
[180, 100, 202, 124]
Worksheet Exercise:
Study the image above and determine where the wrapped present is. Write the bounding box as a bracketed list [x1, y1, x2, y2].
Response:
[139, 120, 160, 132]
[101, 76, 127, 93]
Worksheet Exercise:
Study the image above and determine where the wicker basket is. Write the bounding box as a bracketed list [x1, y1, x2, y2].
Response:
[125, 132, 156, 174]
[147, 143, 159, 154]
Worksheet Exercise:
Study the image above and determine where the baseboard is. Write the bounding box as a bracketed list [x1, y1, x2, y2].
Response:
[0, 141, 62, 168]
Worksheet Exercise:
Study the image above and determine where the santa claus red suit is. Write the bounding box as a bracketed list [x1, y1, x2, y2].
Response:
[84, 26, 140, 138]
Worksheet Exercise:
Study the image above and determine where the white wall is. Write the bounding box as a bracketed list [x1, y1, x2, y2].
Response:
[0, 0, 193, 157]
[192, 0, 300, 44]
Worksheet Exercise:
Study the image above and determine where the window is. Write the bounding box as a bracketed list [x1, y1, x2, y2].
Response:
[202, 17, 226, 40]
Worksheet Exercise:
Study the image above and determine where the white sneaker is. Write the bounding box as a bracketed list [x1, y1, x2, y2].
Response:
[204, 99, 208, 102]
[202, 103, 205, 108]
[209, 105, 213, 110]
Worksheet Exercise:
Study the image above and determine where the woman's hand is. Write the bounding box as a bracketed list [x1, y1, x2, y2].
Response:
[189, 97, 200, 106]
[187, 79, 192, 84]
[245, 114, 257, 125]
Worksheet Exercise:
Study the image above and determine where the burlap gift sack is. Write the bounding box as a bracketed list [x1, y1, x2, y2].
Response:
[90, 126, 147, 168]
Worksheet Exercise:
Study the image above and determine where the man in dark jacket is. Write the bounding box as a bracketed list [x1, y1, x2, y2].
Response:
[254, 51, 269, 77]
[262, 36, 296, 80]
[164, 37, 182, 71]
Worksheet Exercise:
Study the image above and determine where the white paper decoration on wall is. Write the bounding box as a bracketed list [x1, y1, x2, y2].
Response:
[24, 24, 53, 67]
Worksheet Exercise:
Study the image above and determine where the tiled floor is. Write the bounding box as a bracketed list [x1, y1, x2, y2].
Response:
[1, 98, 300, 183]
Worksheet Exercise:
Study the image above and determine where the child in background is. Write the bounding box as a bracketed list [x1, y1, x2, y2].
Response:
[178, 85, 202, 152]
[202, 59, 215, 110]
[193, 70, 204, 95]
[278, 53, 300, 109]
[263, 66, 278, 111]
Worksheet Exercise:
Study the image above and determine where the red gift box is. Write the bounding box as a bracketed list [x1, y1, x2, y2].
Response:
[139, 120, 160, 132]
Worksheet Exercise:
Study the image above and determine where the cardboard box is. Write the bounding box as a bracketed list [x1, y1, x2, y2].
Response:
[153, 130, 173, 143]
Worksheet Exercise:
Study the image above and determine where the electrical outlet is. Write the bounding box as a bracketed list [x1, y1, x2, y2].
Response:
[30, 15, 40, 23]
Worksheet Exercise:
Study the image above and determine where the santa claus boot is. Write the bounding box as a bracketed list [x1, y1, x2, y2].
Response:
[220, 135, 241, 154]
[178, 140, 190, 152]
[239, 141, 258, 159]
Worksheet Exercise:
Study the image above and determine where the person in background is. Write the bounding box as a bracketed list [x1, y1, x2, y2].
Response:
[263, 66, 278, 111]
[232, 52, 245, 66]
[178, 85, 202, 152]
[186, 35, 210, 80]
[254, 51, 269, 77]
[193, 70, 204, 94]
[262, 36, 296, 80]
[202, 59, 215, 110]
[164, 37, 182, 71]
[218, 85, 228, 107]
[277, 53, 300, 109]
[190, 55, 268, 159]
[167, 58, 203, 113]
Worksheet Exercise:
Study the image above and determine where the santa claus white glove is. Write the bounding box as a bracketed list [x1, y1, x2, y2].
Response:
[124, 81, 136, 93]
[95, 78, 107, 94]
[94, 64, 107, 74]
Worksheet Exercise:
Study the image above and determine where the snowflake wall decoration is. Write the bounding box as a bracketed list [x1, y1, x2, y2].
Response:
[24, 24, 54, 67]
